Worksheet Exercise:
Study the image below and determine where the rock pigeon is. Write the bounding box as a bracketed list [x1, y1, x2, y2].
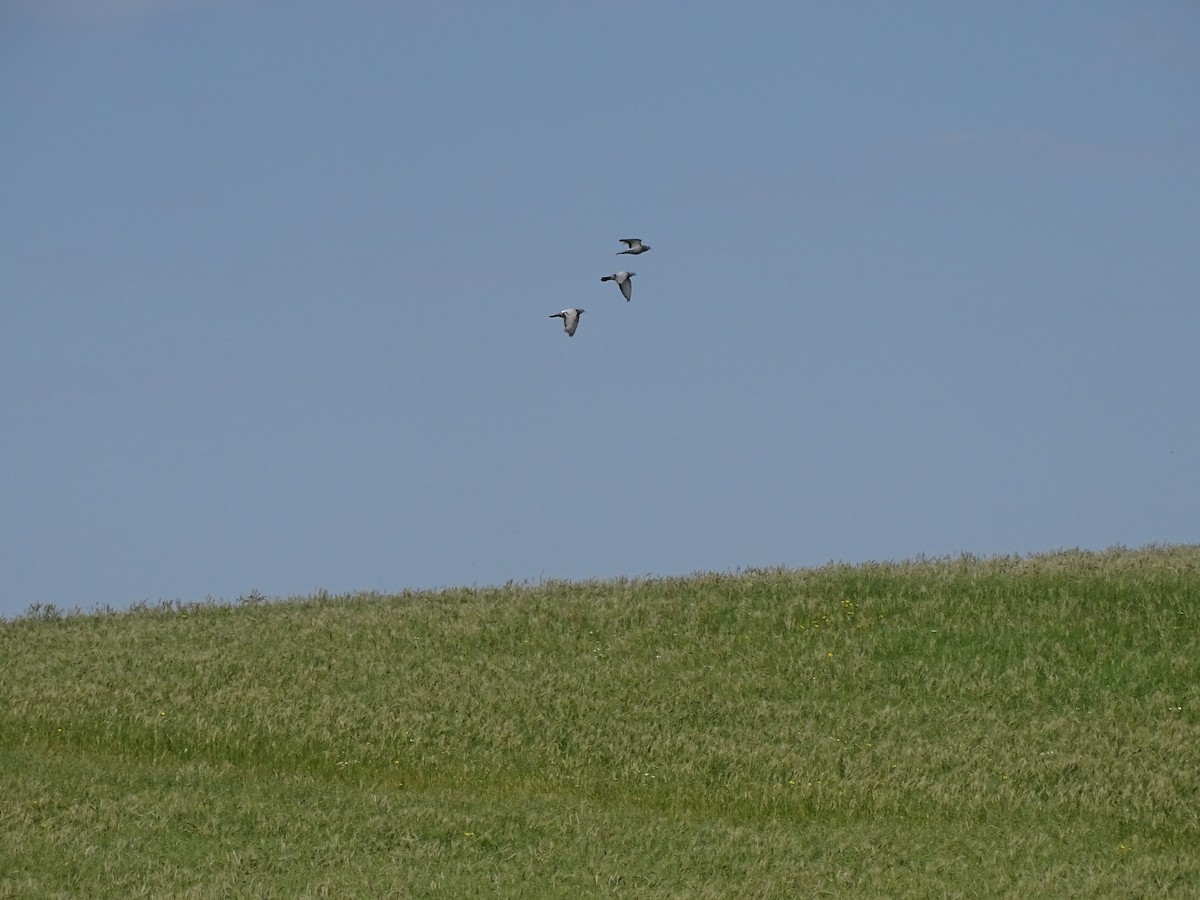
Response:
[617, 238, 650, 255]
[601, 271, 635, 302]
[549, 308, 584, 336]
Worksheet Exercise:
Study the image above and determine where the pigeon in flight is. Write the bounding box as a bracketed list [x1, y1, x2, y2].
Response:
[601, 271, 635, 302]
[617, 238, 650, 255]
[549, 308, 585, 336]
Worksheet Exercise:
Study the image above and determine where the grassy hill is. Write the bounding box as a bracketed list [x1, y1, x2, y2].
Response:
[3, 546, 1198, 897]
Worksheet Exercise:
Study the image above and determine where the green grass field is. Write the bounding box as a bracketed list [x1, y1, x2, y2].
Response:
[3, 546, 1198, 897]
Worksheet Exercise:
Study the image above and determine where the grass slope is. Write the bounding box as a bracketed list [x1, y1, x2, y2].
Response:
[2, 546, 1198, 897]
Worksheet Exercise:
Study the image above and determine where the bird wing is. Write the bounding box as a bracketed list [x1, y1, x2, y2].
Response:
[619, 238, 641, 247]
[620, 279, 632, 301]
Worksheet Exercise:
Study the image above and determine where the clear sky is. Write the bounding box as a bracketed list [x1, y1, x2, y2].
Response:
[3, 1, 1198, 617]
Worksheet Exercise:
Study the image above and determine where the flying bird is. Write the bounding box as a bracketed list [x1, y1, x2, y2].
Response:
[617, 238, 650, 255]
[601, 271, 635, 302]
[549, 308, 585, 336]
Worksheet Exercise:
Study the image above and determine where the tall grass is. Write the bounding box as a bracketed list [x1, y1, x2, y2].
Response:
[2, 546, 1198, 897]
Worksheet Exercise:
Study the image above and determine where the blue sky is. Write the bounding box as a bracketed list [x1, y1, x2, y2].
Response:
[3, 1, 1198, 616]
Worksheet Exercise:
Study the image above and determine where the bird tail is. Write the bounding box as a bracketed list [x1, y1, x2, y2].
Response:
[600, 275, 614, 282]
